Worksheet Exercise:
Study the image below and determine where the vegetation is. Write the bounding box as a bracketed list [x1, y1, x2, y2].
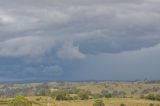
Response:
[145, 94, 160, 101]
[0, 81, 160, 106]
[51, 90, 67, 100]
[9, 96, 32, 106]
[78, 90, 90, 100]
[120, 103, 126, 106]
[93, 100, 105, 106]
[0, 95, 159, 106]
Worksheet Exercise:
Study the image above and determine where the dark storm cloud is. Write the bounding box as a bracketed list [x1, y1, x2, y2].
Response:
[0, 0, 160, 56]
[0, 0, 160, 80]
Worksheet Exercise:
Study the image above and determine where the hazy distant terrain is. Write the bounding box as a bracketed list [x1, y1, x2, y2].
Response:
[1, 81, 160, 98]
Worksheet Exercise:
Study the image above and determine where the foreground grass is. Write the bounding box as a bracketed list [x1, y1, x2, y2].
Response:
[0, 97, 160, 106]
[53, 98, 160, 106]
[25, 96, 160, 106]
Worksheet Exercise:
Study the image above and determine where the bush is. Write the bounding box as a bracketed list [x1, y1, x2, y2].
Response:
[65, 95, 73, 100]
[54, 90, 67, 100]
[73, 96, 78, 100]
[112, 91, 126, 98]
[149, 103, 154, 106]
[78, 91, 89, 100]
[9, 95, 32, 106]
[50, 90, 65, 100]
[93, 100, 105, 106]
[36, 89, 50, 96]
[145, 94, 160, 101]
[92, 93, 103, 99]
[36, 97, 41, 101]
[120, 103, 126, 106]
[101, 90, 112, 98]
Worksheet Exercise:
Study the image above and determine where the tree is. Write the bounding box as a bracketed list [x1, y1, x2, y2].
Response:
[51, 90, 67, 100]
[93, 100, 105, 106]
[9, 95, 32, 106]
[101, 90, 112, 98]
[36, 89, 50, 96]
[78, 91, 89, 100]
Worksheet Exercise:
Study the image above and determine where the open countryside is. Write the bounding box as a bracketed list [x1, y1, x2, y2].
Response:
[0, 81, 160, 106]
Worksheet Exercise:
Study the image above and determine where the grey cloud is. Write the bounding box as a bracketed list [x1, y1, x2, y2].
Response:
[0, 0, 160, 80]
[0, 0, 160, 58]
[0, 14, 14, 25]
[0, 63, 63, 80]
[73, 44, 160, 80]
[0, 9, 69, 32]
[0, 36, 56, 57]
[42, 65, 63, 77]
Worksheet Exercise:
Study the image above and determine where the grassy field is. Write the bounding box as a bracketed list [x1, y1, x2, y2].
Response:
[55, 99, 160, 106]
[0, 81, 160, 106]
[77, 81, 160, 96]
[53, 98, 160, 106]
[1, 96, 160, 106]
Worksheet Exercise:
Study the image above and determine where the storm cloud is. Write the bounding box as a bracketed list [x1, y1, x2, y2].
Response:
[0, 0, 160, 80]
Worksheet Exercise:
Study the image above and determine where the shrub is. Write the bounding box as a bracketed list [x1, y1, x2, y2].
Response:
[101, 90, 112, 98]
[120, 103, 126, 106]
[93, 100, 105, 106]
[149, 103, 154, 106]
[54, 90, 66, 100]
[36, 89, 50, 96]
[92, 93, 103, 99]
[78, 91, 89, 100]
[36, 97, 41, 101]
[73, 96, 78, 100]
[50, 90, 67, 100]
[9, 95, 32, 106]
[145, 94, 160, 101]
[112, 91, 126, 98]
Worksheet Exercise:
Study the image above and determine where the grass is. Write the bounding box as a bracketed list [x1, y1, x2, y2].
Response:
[1, 96, 159, 106]
[53, 98, 160, 106]
[0, 96, 160, 106]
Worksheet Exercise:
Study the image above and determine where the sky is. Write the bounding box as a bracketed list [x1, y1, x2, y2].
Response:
[0, 0, 160, 81]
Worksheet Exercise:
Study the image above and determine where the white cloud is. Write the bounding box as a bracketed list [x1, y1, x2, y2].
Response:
[57, 42, 86, 60]
[0, 14, 14, 24]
